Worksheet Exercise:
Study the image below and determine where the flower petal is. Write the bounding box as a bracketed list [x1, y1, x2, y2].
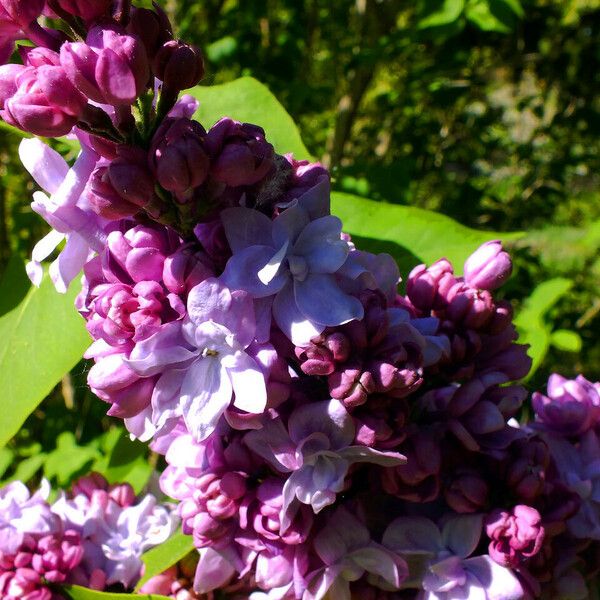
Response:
[180, 358, 233, 441]
[222, 206, 274, 252]
[49, 234, 92, 293]
[272, 280, 323, 345]
[293, 215, 348, 274]
[227, 352, 267, 414]
[19, 138, 69, 194]
[295, 273, 364, 327]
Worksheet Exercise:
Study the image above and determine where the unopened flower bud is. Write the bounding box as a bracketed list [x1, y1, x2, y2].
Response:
[128, 5, 173, 59]
[153, 39, 204, 91]
[52, 0, 112, 21]
[162, 243, 213, 295]
[406, 259, 456, 311]
[445, 471, 489, 513]
[0, 63, 21, 108]
[87, 166, 142, 219]
[108, 482, 135, 506]
[150, 117, 210, 196]
[108, 146, 156, 209]
[464, 240, 512, 291]
[0, 0, 45, 28]
[206, 118, 274, 187]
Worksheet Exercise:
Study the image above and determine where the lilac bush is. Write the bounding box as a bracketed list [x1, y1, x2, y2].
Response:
[1, 2, 600, 599]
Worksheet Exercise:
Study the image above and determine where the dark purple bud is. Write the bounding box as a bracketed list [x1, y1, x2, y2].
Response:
[464, 240, 512, 291]
[108, 146, 156, 208]
[446, 284, 494, 329]
[506, 438, 549, 502]
[445, 471, 489, 513]
[149, 117, 210, 196]
[86, 166, 142, 219]
[2, 65, 87, 136]
[153, 39, 204, 91]
[485, 505, 545, 567]
[52, 0, 112, 21]
[60, 25, 149, 106]
[162, 242, 214, 295]
[206, 117, 275, 187]
[128, 4, 173, 60]
[0, 0, 44, 28]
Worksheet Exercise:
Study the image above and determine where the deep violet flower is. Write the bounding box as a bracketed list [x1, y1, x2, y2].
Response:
[127, 278, 267, 441]
[244, 399, 405, 529]
[221, 202, 363, 344]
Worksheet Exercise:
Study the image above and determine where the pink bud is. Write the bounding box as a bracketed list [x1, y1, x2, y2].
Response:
[464, 240, 512, 291]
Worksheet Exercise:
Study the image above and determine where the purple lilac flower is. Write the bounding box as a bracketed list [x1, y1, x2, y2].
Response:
[303, 506, 407, 600]
[463, 240, 513, 291]
[532, 373, 600, 437]
[221, 202, 362, 344]
[383, 514, 524, 599]
[18, 137, 104, 292]
[127, 278, 267, 441]
[244, 399, 405, 529]
[60, 25, 150, 106]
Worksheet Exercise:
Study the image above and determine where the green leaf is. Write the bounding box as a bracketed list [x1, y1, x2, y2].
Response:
[102, 432, 153, 494]
[0, 259, 91, 449]
[0, 448, 14, 479]
[514, 278, 573, 376]
[135, 529, 195, 591]
[465, 0, 523, 33]
[43, 432, 100, 487]
[418, 0, 465, 28]
[61, 585, 171, 600]
[206, 35, 238, 63]
[550, 329, 583, 353]
[330, 192, 522, 275]
[189, 77, 311, 160]
[9, 453, 47, 483]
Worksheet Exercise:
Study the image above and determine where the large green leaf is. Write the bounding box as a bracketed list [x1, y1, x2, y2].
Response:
[514, 278, 574, 377]
[135, 529, 195, 591]
[0, 258, 90, 448]
[189, 77, 311, 160]
[61, 585, 170, 600]
[465, 0, 524, 33]
[331, 192, 522, 275]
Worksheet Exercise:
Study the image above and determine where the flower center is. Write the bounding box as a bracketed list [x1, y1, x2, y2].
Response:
[288, 255, 308, 281]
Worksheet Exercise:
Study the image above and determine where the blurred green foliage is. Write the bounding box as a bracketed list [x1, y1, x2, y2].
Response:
[0, 0, 598, 486]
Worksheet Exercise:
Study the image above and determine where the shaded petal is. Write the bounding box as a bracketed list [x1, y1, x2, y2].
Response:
[181, 358, 233, 441]
[244, 418, 296, 472]
[272, 280, 323, 345]
[152, 369, 186, 430]
[272, 204, 310, 248]
[49, 234, 91, 293]
[221, 245, 288, 298]
[349, 545, 405, 588]
[19, 138, 69, 194]
[227, 352, 267, 414]
[293, 215, 348, 273]
[442, 515, 483, 559]
[288, 399, 354, 448]
[383, 517, 442, 555]
[295, 273, 363, 327]
[339, 446, 406, 467]
[221, 207, 274, 252]
[314, 507, 370, 563]
[303, 566, 345, 600]
[127, 322, 197, 377]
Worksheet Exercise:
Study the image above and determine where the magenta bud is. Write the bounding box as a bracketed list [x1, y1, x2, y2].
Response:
[150, 117, 210, 195]
[0, 63, 22, 108]
[52, 0, 112, 21]
[485, 505, 545, 568]
[87, 166, 141, 219]
[206, 117, 275, 187]
[72, 472, 109, 498]
[3, 65, 86, 136]
[406, 259, 455, 311]
[464, 240, 512, 291]
[128, 5, 173, 60]
[108, 482, 135, 506]
[153, 39, 204, 91]
[0, 0, 45, 27]
[60, 25, 149, 106]
[19, 46, 60, 67]
[162, 243, 213, 295]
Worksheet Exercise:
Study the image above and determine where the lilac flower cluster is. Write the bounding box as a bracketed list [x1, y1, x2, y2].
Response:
[3, 2, 600, 599]
[0, 474, 176, 598]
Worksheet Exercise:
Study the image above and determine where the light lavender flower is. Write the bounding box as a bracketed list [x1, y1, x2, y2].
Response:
[127, 278, 267, 441]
